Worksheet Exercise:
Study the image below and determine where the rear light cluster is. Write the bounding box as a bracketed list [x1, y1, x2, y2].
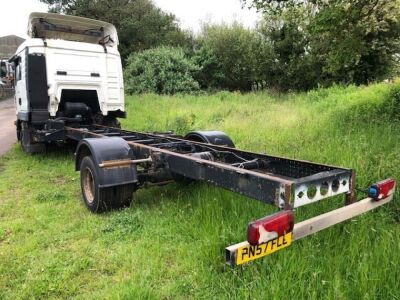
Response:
[368, 178, 396, 201]
[247, 210, 294, 246]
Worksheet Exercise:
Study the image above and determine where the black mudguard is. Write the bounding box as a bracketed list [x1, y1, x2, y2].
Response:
[75, 137, 138, 188]
[184, 130, 235, 148]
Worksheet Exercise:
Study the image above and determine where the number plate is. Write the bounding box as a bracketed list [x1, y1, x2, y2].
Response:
[236, 232, 293, 265]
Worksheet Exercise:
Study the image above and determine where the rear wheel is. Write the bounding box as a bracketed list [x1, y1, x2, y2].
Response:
[80, 156, 134, 213]
[173, 131, 235, 183]
[184, 131, 235, 148]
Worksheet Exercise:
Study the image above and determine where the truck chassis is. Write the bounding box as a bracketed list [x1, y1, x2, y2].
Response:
[65, 124, 355, 209]
[25, 124, 397, 265]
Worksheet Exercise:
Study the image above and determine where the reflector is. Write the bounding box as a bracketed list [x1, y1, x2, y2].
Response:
[247, 210, 294, 245]
[368, 178, 396, 201]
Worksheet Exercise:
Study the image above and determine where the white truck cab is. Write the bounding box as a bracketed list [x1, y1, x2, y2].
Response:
[12, 12, 125, 153]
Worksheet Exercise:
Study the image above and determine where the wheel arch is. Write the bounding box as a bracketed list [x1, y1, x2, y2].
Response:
[184, 130, 235, 148]
[75, 137, 138, 188]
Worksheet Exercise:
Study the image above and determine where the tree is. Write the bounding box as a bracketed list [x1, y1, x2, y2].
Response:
[38, 0, 76, 13]
[196, 23, 262, 91]
[310, 0, 400, 85]
[191, 45, 224, 90]
[257, 5, 320, 91]
[39, 0, 193, 63]
[124, 46, 200, 94]
[243, 0, 400, 87]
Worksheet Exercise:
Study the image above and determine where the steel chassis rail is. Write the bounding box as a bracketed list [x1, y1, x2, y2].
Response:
[66, 125, 355, 209]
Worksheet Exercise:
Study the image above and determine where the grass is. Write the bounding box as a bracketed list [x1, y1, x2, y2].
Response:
[0, 82, 399, 299]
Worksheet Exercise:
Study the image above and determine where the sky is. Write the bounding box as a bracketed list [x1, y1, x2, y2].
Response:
[153, 0, 260, 33]
[0, 0, 260, 38]
[0, 0, 48, 38]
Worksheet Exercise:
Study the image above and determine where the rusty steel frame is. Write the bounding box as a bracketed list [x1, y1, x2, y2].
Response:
[65, 125, 355, 209]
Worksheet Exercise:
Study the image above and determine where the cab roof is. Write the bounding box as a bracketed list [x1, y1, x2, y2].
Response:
[28, 12, 118, 47]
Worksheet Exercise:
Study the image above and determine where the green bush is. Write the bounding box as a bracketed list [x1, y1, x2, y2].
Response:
[124, 47, 200, 94]
[191, 45, 224, 90]
[196, 23, 262, 91]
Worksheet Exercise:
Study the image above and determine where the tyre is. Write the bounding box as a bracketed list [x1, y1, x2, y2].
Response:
[173, 131, 235, 183]
[20, 122, 45, 154]
[80, 156, 134, 213]
[16, 121, 21, 141]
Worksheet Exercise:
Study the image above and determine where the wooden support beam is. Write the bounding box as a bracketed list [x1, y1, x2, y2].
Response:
[226, 194, 394, 265]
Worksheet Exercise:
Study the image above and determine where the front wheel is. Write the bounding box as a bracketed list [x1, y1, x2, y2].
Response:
[104, 117, 121, 128]
[80, 156, 134, 213]
[93, 113, 121, 128]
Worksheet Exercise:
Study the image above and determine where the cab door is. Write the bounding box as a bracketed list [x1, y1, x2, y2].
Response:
[14, 53, 29, 119]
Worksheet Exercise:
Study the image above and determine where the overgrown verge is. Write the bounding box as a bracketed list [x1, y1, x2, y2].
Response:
[0, 82, 399, 299]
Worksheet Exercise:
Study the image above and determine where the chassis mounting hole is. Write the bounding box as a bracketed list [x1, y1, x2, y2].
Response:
[297, 191, 304, 199]
[342, 180, 347, 186]
[332, 179, 340, 192]
[307, 185, 317, 199]
[320, 182, 329, 196]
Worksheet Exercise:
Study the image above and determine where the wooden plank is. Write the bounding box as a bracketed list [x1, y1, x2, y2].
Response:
[225, 194, 394, 265]
[293, 194, 393, 240]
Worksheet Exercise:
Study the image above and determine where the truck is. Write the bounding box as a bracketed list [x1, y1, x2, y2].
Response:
[1, 59, 15, 100]
[1, 60, 15, 86]
[11, 12, 396, 266]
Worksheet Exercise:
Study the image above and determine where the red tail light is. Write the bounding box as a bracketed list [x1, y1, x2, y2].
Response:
[247, 210, 294, 246]
[368, 178, 396, 201]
